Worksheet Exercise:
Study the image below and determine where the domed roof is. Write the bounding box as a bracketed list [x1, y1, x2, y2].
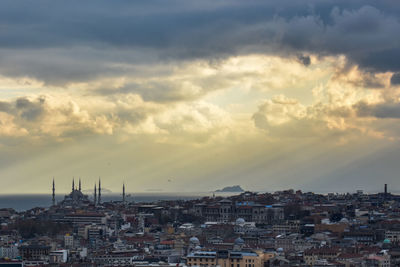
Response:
[194, 245, 202, 251]
[236, 218, 245, 225]
[189, 236, 200, 245]
[340, 217, 349, 223]
[234, 237, 245, 245]
[276, 247, 284, 252]
[383, 239, 391, 244]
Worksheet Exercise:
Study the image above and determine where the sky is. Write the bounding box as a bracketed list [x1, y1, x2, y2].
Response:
[1, 0, 400, 194]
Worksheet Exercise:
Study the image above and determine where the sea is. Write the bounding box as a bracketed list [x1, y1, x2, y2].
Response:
[0, 192, 237, 212]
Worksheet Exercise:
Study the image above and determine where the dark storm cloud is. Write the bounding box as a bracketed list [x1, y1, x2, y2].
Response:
[298, 55, 311, 66]
[355, 101, 400, 118]
[0, 0, 399, 84]
[15, 97, 46, 121]
[0, 97, 46, 121]
[391, 73, 400, 85]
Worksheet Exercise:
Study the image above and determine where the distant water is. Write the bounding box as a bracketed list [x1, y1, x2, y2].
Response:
[0, 192, 237, 212]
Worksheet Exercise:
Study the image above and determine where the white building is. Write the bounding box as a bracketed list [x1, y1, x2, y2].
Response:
[49, 249, 68, 263]
[64, 234, 74, 248]
[0, 245, 19, 259]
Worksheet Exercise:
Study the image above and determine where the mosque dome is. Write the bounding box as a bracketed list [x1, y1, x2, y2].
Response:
[236, 218, 245, 225]
[234, 237, 245, 245]
[189, 237, 200, 245]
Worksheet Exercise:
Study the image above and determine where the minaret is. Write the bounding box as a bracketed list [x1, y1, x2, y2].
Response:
[79, 178, 82, 192]
[98, 178, 101, 204]
[94, 184, 97, 205]
[52, 178, 55, 206]
[72, 178, 75, 192]
[123, 183, 126, 203]
[384, 184, 388, 200]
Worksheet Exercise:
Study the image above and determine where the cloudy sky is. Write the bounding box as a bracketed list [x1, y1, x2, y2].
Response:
[1, 0, 400, 194]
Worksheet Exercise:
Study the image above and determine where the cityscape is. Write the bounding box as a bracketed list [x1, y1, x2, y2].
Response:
[0, 181, 399, 266]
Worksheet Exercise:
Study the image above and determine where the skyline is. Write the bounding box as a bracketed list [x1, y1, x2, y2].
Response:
[1, 0, 400, 193]
[2, 177, 398, 195]
[0, 178, 396, 198]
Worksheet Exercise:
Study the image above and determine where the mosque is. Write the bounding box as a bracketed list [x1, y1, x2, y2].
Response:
[51, 178, 126, 207]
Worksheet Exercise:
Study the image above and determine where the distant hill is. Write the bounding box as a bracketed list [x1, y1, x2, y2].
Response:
[215, 185, 244, 192]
